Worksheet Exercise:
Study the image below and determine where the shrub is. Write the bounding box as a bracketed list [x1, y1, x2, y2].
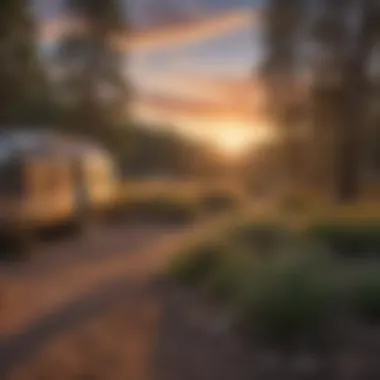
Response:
[347, 264, 380, 324]
[238, 248, 335, 346]
[205, 253, 252, 303]
[168, 241, 223, 286]
[228, 220, 288, 257]
[306, 220, 380, 259]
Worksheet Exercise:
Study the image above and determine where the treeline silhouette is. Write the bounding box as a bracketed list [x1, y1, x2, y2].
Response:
[262, 0, 380, 202]
[0, 0, 226, 179]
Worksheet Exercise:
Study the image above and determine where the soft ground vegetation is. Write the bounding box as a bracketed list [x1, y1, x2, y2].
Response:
[107, 181, 245, 224]
[167, 212, 380, 350]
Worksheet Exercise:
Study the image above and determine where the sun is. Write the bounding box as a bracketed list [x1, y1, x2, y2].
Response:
[170, 119, 275, 158]
[212, 124, 273, 157]
[214, 129, 252, 156]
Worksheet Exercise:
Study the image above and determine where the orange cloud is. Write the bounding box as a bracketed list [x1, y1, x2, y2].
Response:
[131, 92, 273, 152]
[132, 90, 265, 127]
[133, 74, 266, 112]
[131, 73, 308, 130]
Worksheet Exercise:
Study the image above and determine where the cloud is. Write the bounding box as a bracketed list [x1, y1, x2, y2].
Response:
[131, 73, 309, 129]
[133, 73, 266, 109]
[132, 86, 265, 128]
[118, 9, 258, 52]
[131, 91, 272, 150]
[39, 8, 259, 51]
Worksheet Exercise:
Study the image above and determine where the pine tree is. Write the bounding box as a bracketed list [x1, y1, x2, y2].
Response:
[311, 0, 380, 201]
[57, 0, 128, 140]
[261, 0, 308, 191]
[0, 0, 48, 127]
[263, 0, 380, 202]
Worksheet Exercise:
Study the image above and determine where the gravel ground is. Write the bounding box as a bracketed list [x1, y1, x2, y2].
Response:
[4, 280, 380, 380]
[1, 220, 380, 380]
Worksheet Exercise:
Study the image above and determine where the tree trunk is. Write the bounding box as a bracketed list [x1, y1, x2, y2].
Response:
[335, 1, 374, 203]
[335, 66, 363, 202]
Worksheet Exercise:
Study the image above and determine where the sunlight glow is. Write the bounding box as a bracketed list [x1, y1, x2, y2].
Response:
[132, 103, 274, 158]
[208, 123, 274, 157]
[214, 129, 253, 156]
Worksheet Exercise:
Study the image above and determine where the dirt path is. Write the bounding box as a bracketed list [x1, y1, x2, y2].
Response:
[1, 273, 260, 380]
[0, 224, 183, 336]
[1, 217, 380, 380]
[0, 214, 248, 380]
[0, 211, 266, 380]
[0, 222, 187, 374]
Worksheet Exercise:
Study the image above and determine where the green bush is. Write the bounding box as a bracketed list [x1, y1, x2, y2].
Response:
[347, 264, 380, 323]
[306, 220, 380, 258]
[205, 253, 252, 303]
[228, 220, 288, 257]
[166, 213, 380, 348]
[168, 241, 223, 286]
[238, 249, 335, 346]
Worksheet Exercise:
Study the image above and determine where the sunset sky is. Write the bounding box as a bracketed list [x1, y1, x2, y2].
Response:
[34, 0, 269, 153]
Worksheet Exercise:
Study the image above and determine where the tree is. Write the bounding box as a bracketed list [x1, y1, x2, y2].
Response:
[261, 0, 308, 191]
[0, 0, 48, 127]
[120, 123, 224, 179]
[311, 0, 380, 201]
[262, 0, 380, 202]
[57, 0, 128, 141]
[309, 0, 349, 195]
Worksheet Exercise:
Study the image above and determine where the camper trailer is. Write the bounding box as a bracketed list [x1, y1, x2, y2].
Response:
[0, 129, 118, 239]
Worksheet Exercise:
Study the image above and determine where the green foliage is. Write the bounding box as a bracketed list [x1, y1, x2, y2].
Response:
[0, 0, 49, 126]
[262, 0, 380, 200]
[205, 252, 252, 303]
[347, 264, 380, 324]
[57, 0, 127, 138]
[228, 219, 286, 257]
[167, 213, 380, 347]
[109, 179, 245, 224]
[168, 242, 223, 286]
[238, 247, 335, 346]
[167, 215, 337, 346]
[121, 124, 225, 180]
[261, 0, 309, 191]
[306, 220, 380, 258]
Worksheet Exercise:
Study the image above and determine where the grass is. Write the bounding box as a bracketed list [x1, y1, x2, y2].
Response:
[305, 219, 380, 258]
[238, 248, 336, 346]
[204, 251, 253, 303]
[168, 240, 224, 286]
[167, 212, 380, 347]
[108, 180, 246, 224]
[228, 219, 287, 257]
[345, 263, 380, 323]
